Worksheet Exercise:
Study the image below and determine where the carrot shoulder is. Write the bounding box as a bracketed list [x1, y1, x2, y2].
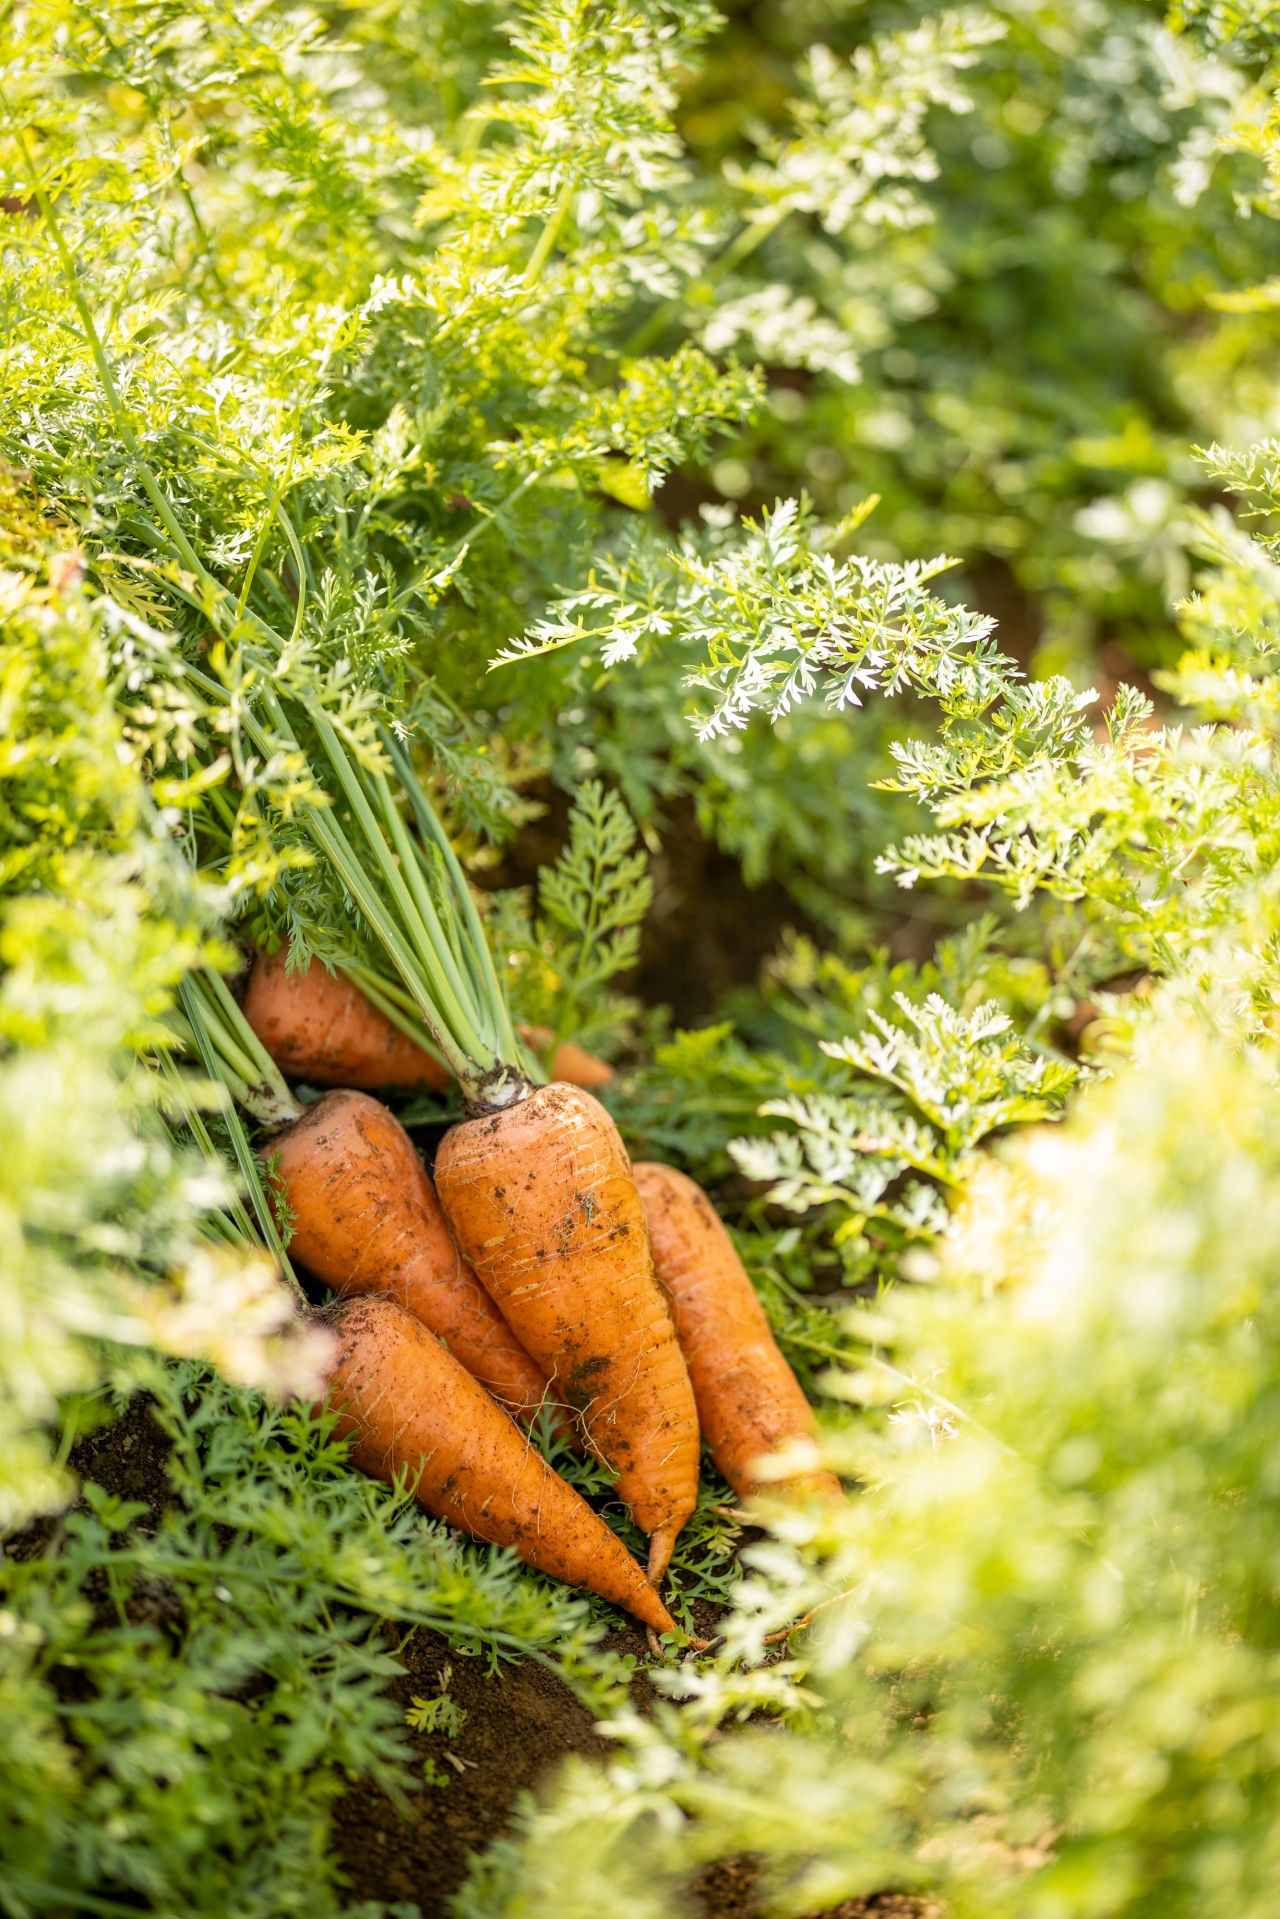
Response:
[326, 1296, 674, 1632]
[266, 1088, 560, 1430]
[244, 947, 448, 1092]
[434, 1083, 700, 1582]
[634, 1161, 841, 1502]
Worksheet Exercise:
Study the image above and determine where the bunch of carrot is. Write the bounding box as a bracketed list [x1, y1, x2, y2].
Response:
[243, 952, 839, 1642]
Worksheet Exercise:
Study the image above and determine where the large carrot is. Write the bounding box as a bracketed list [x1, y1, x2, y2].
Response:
[244, 946, 449, 1093]
[634, 1162, 841, 1502]
[326, 1295, 675, 1632]
[266, 1088, 562, 1431]
[434, 1084, 701, 1582]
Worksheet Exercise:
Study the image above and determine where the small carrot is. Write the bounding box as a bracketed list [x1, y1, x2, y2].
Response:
[266, 1088, 563, 1432]
[434, 1084, 700, 1582]
[550, 1040, 613, 1089]
[519, 1024, 615, 1090]
[634, 1162, 841, 1502]
[244, 946, 449, 1092]
[325, 1295, 675, 1632]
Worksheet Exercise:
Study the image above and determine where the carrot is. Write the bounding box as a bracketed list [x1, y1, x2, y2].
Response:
[325, 1295, 675, 1632]
[244, 946, 449, 1092]
[243, 955, 611, 1094]
[634, 1161, 841, 1502]
[265, 1088, 564, 1432]
[223, 742, 697, 1583]
[519, 1024, 615, 1091]
[550, 1040, 613, 1089]
[434, 1084, 701, 1583]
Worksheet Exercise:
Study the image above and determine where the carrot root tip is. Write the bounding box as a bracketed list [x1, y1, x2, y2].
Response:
[645, 1627, 718, 1657]
[646, 1524, 679, 1586]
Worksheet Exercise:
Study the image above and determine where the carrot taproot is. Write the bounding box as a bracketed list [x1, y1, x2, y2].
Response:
[519, 1025, 615, 1090]
[550, 1040, 613, 1089]
[634, 1161, 841, 1502]
[244, 946, 449, 1092]
[265, 1088, 564, 1432]
[324, 1295, 675, 1632]
[433, 1083, 700, 1583]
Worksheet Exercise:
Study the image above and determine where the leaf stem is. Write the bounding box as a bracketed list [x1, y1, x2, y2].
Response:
[524, 173, 576, 284]
[15, 130, 210, 584]
[176, 978, 302, 1297]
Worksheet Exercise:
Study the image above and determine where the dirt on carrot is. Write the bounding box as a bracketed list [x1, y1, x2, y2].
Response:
[433, 1083, 700, 1583]
[635, 1162, 842, 1502]
[244, 946, 449, 1092]
[265, 1088, 561, 1429]
[323, 1294, 675, 1632]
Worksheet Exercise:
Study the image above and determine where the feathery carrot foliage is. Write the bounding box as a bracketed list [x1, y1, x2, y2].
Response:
[6, 0, 1280, 1911]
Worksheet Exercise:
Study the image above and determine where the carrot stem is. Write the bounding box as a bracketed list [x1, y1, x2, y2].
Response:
[380, 730, 526, 1067]
[155, 1048, 262, 1250]
[340, 963, 447, 1069]
[183, 970, 301, 1128]
[176, 977, 302, 1297]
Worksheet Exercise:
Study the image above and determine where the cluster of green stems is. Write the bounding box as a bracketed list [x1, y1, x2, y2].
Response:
[17, 131, 538, 1294]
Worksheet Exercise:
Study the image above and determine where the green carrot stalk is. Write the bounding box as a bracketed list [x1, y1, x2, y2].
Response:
[179, 969, 302, 1130]
[175, 978, 301, 1291]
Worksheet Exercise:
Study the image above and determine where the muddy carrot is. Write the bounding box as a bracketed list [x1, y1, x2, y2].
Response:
[634, 1161, 841, 1502]
[434, 1084, 700, 1582]
[244, 946, 449, 1092]
[326, 1296, 675, 1632]
[265, 1088, 563, 1431]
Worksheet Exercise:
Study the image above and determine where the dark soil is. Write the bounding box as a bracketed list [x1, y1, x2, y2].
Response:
[5, 1391, 175, 1564]
[21, 1405, 930, 1918]
[330, 1623, 614, 1910]
[332, 1624, 933, 1919]
[477, 783, 812, 1028]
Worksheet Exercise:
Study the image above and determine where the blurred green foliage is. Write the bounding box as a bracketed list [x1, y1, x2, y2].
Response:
[453, 8, 1280, 1907]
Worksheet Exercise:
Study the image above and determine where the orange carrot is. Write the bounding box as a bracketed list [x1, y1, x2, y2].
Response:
[434, 1084, 700, 1582]
[325, 1295, 675, 1632]
[266, 1089, 563, 1432]
[519, 1025, 615, 1091]
[551, 1040, 613, 1089]
[244, 947, 449, 1092]
[634, 1161, 841, 1502]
